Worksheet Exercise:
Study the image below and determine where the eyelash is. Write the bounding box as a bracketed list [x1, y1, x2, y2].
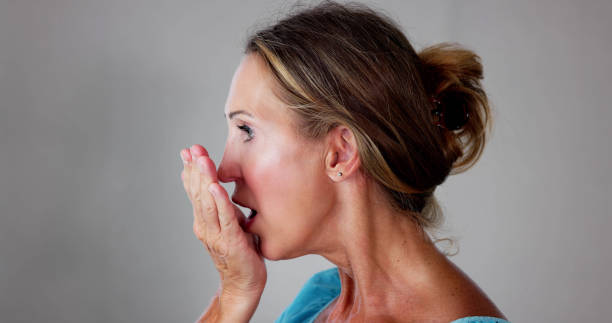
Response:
[237, 124, 254, 142]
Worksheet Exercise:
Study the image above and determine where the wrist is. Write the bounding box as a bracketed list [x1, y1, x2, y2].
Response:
[217, 289, 262, 323]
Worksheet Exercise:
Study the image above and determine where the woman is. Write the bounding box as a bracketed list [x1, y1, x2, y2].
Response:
[179, 2, 509, 322]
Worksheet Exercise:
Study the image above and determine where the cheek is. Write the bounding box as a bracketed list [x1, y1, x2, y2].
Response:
[244, 146, 286, 201]
[245, 143, 333, 257]
[248, 146, 324, 213]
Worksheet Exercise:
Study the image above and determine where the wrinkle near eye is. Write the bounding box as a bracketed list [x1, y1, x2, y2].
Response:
[236, 123, 254, 142]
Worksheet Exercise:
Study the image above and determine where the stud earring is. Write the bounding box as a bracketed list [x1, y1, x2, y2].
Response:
[337, 171, 343, 177]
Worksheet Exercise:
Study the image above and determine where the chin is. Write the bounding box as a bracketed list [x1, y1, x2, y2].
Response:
[259, 239, 286, 261]
[259, 237, 304, 261]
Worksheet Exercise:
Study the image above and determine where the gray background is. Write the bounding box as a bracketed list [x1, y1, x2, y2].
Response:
[1, 0, 610, 322]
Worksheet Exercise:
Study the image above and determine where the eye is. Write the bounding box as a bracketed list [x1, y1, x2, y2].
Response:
[237, 124, 254, 142]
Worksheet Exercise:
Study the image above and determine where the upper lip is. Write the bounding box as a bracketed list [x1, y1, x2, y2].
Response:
[231, 196, 256, 211]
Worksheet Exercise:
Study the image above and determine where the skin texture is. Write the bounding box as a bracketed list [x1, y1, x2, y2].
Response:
[215, 54, 337, 260]
[180, 53, 507, 322]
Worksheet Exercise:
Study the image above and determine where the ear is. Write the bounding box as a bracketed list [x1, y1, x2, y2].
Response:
[324, 125, 361, 182]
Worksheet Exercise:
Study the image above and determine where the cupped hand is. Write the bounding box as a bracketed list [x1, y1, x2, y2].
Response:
[180, 144, 267, 304]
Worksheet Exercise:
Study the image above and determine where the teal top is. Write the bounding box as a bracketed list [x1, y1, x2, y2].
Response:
[275, 268, 510, 323]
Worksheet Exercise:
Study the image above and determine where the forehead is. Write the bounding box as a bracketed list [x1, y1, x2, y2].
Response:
[224, 53, 287, 121]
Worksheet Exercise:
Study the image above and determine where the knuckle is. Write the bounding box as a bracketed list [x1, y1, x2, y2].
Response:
[216, 258, 228, 271]
[221, 216, 232, 229]
[205, 244, 212, 253]
[191, 202, 200, 215]
[193, 223, 205, 242]
[211, 254, 228, 272]
[205, 202, 216, 215]
[210, 237, 228, 256]
[193, 190, 202, 202]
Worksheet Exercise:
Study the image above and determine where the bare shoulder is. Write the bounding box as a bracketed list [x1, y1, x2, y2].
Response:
[425, 257, 507, 321]
[315, 256, 507, 322]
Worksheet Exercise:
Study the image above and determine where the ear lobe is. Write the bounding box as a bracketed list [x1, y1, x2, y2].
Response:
[325, 125, 361, 181]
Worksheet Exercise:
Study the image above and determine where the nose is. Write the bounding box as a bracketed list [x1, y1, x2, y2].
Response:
[217, 142, 240, 183]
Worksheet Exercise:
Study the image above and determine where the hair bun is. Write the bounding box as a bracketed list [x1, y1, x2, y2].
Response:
[418, 42, 491, 175]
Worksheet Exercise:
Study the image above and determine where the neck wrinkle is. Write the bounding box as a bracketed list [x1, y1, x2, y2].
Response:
[317, 176, 446, 321]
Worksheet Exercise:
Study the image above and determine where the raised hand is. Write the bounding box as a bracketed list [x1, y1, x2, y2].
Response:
[180, 144, 266, 322]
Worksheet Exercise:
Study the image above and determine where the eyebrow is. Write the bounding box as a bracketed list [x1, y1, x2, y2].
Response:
[225, 110, 254, 120]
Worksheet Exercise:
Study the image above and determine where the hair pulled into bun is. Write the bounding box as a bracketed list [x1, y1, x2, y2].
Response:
[418, 43, 492, 175]
[244, 1, 493, 233]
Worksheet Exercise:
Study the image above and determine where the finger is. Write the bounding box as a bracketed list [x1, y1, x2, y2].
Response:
[181, 147, 193, 163]
[208, 182, 241, 235]
[189, 155, 203, 217]
[190, 144, 209, 159]
[233, 204, 246, 229]
[187, 146, 202, 202]
[180, 149, 192, 199]
[181, 169, 190, 202]
[197, 156, 221, 233]
[196, 155, 219, 183]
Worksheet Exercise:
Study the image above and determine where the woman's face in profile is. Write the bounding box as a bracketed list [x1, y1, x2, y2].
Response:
[218, 53, 335, 260]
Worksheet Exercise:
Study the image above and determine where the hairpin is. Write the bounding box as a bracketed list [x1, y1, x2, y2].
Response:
[430, 96, 469, 130]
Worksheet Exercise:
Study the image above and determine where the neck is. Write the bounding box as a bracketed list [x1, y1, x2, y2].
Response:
[313, 175, 450, 320]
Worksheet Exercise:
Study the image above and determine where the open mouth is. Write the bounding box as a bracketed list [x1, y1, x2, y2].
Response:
[244, 209, 258, 232]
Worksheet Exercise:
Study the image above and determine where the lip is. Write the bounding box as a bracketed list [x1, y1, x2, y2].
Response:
[231, 196, 253, 210]
[231, 196, 258, 231]
[245, 213, 257, 231]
